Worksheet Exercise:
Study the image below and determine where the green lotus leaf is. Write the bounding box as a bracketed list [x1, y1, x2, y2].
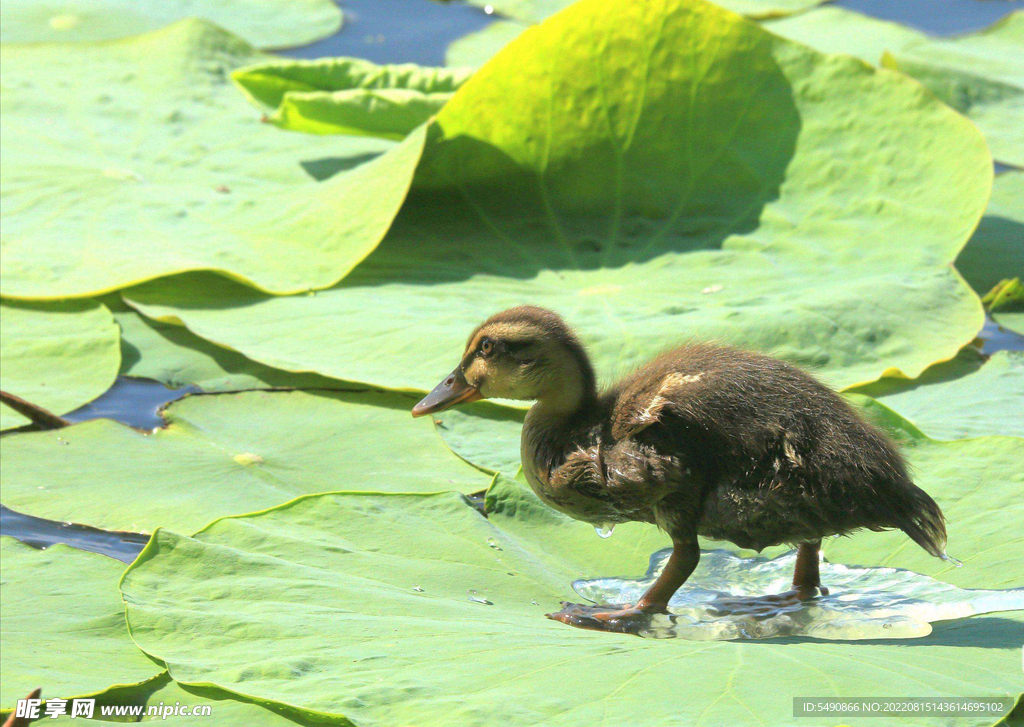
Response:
[445, 19, 528, 68]
[115, 304, 518, 471]
[462, 0, 826, 24]
[127, 0, 990, 398]
[849, 350, 1024, 440]
[232, 57, 471, 137]
[883, 11, 1024, 167]
[430, 402, 525, 476]
[0, 390, 491, 533]
[0, 0, 341, 48]
[956, 171, 1024, 334]
[0, 300, 120, 431]
[115, 304, 346, 392]
[0, 539, 161, 710]
[46, 672, 339, 726]
[447, 0, 849, 68]
[0, 20, 426, 300]
[762, 6, 927, 64]
[119, 413, 1024, 727]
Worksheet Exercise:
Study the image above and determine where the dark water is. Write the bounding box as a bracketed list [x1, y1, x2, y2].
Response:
[64, 376, 197, 430]
[2, 0, 1019, 561]
[277, 0, 494, 65]
[834, 0, 1023, 35]
[0, 505, 148, 563]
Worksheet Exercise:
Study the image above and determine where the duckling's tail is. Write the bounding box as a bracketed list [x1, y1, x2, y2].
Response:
[894, 483, 947, 559]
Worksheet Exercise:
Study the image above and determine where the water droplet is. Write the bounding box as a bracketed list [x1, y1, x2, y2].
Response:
[486, 537, 503, 551]
[467, 590, 492, 605]
[412, 586, 424, 593]
[940, 552, 963, 567]
[595, 523, 615, 539]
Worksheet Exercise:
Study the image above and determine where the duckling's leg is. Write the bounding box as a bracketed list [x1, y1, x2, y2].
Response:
[547, 538, 700, 634]
[792, 540, 828, 597]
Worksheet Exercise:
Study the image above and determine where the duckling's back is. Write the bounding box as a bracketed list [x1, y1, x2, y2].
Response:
[607, 344, 947, 555]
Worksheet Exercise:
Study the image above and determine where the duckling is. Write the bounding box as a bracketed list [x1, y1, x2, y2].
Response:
[412, 306, 949, 633]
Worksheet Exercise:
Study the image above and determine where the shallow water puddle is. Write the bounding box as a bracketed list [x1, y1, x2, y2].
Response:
[573, 549, 1024, 640]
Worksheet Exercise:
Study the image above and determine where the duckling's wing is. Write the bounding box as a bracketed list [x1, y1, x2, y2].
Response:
[611, 371, 709, 440]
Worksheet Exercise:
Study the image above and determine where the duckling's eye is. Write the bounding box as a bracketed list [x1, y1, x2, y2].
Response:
[480, 338, 494, 356]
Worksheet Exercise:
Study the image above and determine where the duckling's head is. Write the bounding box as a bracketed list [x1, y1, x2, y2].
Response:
[412, 306, 596, 417]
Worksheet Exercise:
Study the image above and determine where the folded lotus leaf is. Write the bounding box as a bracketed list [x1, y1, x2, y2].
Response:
[127, 0, 990, 398]
[883, 11, 1024, 167]
[0, 300, 119, 431]
[0, 390, 492, 533]
[0, 20, 424, 299]
[0, 539, 161, 710]
[0, 0, 341, 48]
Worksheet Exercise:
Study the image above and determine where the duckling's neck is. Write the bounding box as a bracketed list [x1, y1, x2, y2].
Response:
[522, 357, 600, 476]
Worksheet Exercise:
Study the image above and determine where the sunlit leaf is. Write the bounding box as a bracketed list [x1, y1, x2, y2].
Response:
[0, 300, 119, 431]
[0, 539, 161, 710]
[233, 57, 470, 137]
[762, 6, 926, 63]
[114, 304, 345, 392]
[0, 20, 425, 299]
[119, 406, 1024, 726]
[883, 11, 1024, 167]
[445, 19, 528, 68]
[128, 0, 990, 397]
[0, 390, 491, 533]
[850, 350, 1024, 440]
[461, 0, 827, 24]
[0, 0, 341, 48]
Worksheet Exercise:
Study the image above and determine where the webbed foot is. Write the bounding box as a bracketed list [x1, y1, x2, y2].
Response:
[546, 601, 663, 634]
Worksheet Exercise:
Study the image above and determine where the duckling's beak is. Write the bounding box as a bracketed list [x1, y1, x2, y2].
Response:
[411, 368, 482, 417]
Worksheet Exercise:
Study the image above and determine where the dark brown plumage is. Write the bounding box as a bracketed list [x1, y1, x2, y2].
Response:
[413, 306, 948, 631]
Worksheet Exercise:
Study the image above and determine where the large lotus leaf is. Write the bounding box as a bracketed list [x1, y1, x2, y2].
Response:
[956, 172, 1024, 335]
[824, 395, 1024, 588]
[115, 305, 345, 391]
[233, 57, 471, 137]
[120, 432, 1024, 727]
[462, 0, 827, 24]
[115, 305, 520, 472]
[0, 539, 161, 710]
[849, 350, 1024, 440]
[127, 0, 990, 397]
[0, 20, 425, 300]
[0, 300, 120, 431]
[47, 673, 339, 726]
[762, 6, 927, 64]
[0, 0, 341, 48]
[0, 390, 491, 534]
[883, 12, 1024, 167]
